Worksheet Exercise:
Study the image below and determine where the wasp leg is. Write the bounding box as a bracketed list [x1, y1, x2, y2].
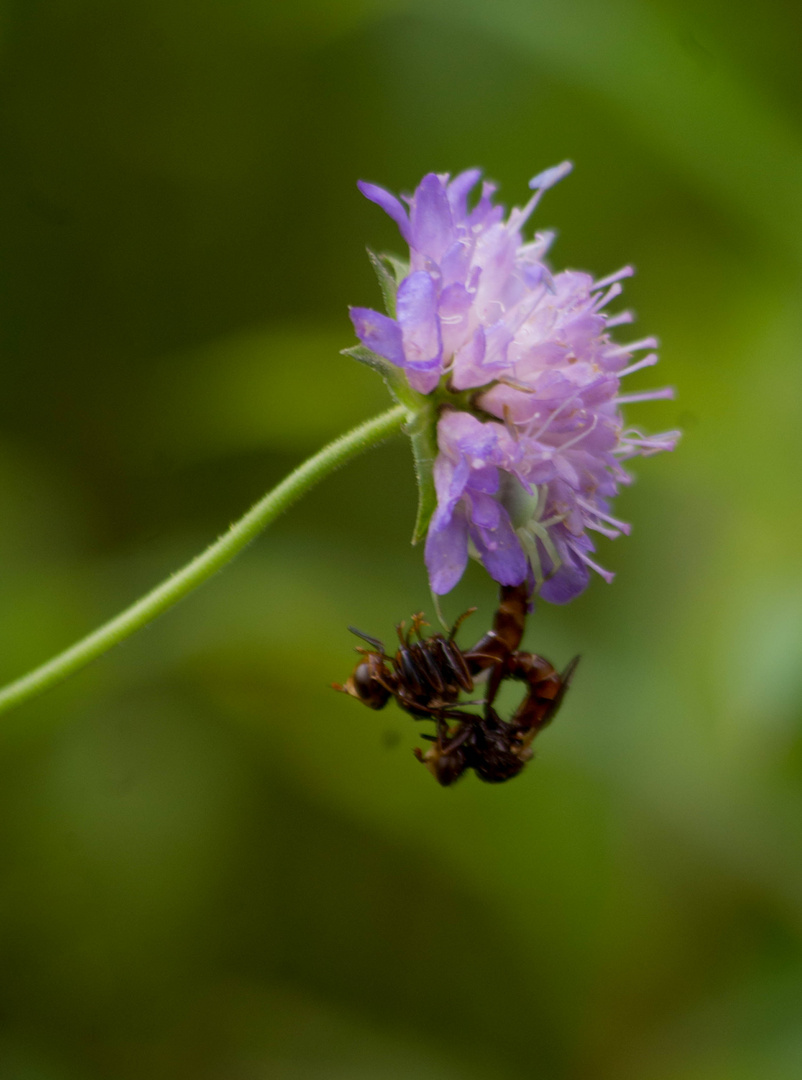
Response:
[440, 720, 475, 753]
[435, 707, 484, 723]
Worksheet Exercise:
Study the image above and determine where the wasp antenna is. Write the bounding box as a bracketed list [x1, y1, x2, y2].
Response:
[348, 626, 385, 651]
[449, 606, 478, 640]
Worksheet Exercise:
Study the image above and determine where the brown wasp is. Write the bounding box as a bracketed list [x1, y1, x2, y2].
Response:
[333, 585, 579, 785]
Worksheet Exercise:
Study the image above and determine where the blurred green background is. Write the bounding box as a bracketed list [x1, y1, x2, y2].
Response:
[0, 0, 800, 1076]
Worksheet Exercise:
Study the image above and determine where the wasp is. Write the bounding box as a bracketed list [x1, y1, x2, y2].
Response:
[334, 585, 579, 785]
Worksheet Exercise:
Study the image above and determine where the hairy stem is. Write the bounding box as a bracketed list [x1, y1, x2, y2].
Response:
[0, 404, 409, 716]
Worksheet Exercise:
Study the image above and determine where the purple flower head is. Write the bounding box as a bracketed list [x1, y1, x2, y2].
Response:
[350, 167, 680, 599]
[351, 167, 567, 393]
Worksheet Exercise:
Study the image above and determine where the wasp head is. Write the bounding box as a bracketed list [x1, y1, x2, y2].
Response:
[334, 654, 392, 710]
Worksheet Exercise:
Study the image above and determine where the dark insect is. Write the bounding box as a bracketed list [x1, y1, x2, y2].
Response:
[333, 585, 579, 785]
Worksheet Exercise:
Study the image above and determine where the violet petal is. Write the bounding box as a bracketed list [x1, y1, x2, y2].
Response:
[451, 327, 488, 391]
[470, 510, 528, 586]
[446, 168, 482, 221]
[410, 174, 455, 262]
[349, 307, 405, 367]
[539, 560, 590, 603]
[396, 272, 442, 368]
[357, 180, 412, 243]
[426, 503, 470, 595]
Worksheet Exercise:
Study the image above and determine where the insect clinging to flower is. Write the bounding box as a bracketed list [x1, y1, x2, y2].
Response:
[334, 584, 579, 786]
[339, 163, 679, 784]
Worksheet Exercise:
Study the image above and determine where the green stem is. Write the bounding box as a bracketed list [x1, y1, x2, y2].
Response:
[0, 404, 409, 716]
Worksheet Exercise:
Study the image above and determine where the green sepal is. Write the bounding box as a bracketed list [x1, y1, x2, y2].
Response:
[341, 344, 421, 411]
[341, 342, 438, 544]
[406, 394, 439, 545]
[383, 253, 410, 287]
[349, 250, 439, 540]
[366, 249, 409, 318]
[341, 343, 400, 383]
[404, 384, 482, 544]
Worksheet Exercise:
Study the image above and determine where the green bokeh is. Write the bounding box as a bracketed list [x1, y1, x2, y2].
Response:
[0, 0, 801, 1076]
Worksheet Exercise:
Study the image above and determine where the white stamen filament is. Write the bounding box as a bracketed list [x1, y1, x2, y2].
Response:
[524, 392, 583, 442]
[592, 265, 634, 291]
[618, 352, 659, 377]
[608, 458, 633, 483]
[605, 337, 659, 359]
[593, 282, 624, 310]
[514, 162, 574, 233]
[585, 521, 622, 539]
[616, 387, 675, 404]
[523, 372, 608, 441]
[618, 429, 681, 454]
[605, 310, 635, 328]
[506, 285, 548, 336]
[508, 189, 544, 235]
[575, 548, 615, 583]
[576, 497, 632, 535]
[552, 413, 598, 455]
